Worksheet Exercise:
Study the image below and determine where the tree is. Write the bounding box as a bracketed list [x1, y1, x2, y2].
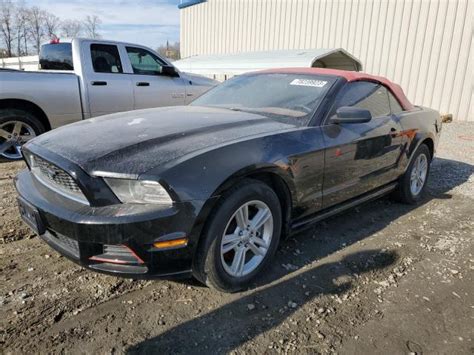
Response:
[14, 4, 29, 56]
[61, 19, 83, 38]
[0, 0, 15, 57]
[27, 6, 46, 54]
[157, 41, 180, 60]
[83, 15, 101, 39]
[44, 12, 60, 38]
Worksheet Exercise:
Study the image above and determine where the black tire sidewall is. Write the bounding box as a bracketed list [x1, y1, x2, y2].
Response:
[197, 180, 282, 292]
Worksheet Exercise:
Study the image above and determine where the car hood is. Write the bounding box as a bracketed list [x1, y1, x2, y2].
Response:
[28, 106, 297, 177]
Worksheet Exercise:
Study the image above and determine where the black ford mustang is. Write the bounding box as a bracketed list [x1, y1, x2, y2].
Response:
[15, 68, 442, 292]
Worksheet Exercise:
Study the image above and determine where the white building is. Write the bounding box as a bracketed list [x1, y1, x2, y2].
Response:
[179, 0, 473, 121]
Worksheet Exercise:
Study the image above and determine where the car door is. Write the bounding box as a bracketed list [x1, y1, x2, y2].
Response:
[321, 81, 405, 208]
[125, 46, 186, 109]
[85, 42, 134, 117]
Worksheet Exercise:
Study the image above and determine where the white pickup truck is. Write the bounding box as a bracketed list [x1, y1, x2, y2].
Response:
[0, 38, 218, 160]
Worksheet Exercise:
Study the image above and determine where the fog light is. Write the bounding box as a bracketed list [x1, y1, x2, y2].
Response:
[153, 238, 188, 249]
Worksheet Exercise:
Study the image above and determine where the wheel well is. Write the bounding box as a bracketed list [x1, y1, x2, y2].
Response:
[421, 138, 434, 160]
[0, 99, 51, 131]
[243, 171, 293, 236]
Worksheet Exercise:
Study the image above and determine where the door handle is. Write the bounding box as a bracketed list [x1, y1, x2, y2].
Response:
[136, 82, 150, 87]
[91, 81, 107, 86]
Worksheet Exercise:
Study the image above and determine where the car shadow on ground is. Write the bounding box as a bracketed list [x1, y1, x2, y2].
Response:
[0, 157, 24, 164]
[128, 249, 398, 354]
[127, 157, 472, 353]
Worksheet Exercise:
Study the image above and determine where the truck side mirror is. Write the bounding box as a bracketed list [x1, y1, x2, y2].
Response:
[331, 107, 372, 124]
[161, 65, 180, 77]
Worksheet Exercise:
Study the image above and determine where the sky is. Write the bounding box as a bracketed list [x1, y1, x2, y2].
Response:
[23, 0, 181, 49]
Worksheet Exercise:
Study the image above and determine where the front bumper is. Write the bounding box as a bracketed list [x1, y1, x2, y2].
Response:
[15, 169, 208, 279]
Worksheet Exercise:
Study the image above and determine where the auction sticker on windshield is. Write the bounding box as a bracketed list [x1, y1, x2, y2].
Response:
[290, 79, 328, 88]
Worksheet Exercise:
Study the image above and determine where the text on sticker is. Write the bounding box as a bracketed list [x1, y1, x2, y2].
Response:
[290, 79, 328, 88]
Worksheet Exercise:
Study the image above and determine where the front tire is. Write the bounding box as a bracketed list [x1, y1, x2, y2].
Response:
[193, 179, 282, 293]
[393, 144, 431, 204]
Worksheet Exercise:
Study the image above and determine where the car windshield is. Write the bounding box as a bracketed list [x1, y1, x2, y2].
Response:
[191, 73, 336, 124]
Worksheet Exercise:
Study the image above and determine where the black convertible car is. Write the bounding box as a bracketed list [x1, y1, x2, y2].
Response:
[15, 68, 442, 292]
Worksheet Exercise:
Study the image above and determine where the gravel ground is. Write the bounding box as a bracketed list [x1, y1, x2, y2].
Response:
[0, 122, 473, 354]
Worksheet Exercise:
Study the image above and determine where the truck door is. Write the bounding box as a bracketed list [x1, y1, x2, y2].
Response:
[124, 46, 186, 109]
[321, 81, 405, 208]
[85, 43, 134, 117]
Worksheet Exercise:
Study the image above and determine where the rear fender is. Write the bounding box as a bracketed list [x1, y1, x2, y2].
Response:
[404, 131, 435, 171]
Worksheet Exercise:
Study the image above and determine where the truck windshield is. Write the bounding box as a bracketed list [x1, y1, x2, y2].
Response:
[191, 73, 336, 124]
[39, 43, 73, 70]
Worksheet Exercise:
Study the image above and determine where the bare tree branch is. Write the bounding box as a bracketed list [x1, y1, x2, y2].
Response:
[44, 12, 60, 38]
[83, 15, 101, 39]
[0, 0, 15, 56]
[26, 6, 46, 55]
[60, 19, 83, 38]
[14, 2, 29, 56]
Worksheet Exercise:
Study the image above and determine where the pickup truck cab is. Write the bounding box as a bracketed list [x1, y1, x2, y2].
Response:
[0, 38, 217, 160]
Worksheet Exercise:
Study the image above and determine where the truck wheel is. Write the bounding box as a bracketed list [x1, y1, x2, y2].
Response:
[0, 109, 45, 160]
[193, 179, 282, 293]
[392, 144, 431, 204]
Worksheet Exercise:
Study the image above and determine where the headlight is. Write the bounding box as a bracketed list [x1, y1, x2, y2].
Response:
[104, 178, 172, 205]
[23, 150, 34, 168]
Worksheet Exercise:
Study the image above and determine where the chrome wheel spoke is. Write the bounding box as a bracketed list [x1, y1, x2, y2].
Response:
[235, 204, 249, 229]
[249, 207, 271, 231]
[0, 140, 12, 154]
[419, 159, 427, 172]
[13, 144, 22, 156]
[20, 134, 34, 142]
[0, 128, 10, 139]
[222, 233, 241, 253]
[250, 236, 269, 249]
[12, 122, 23, 136]
[248, 241, 266, 256]
[230, 247, 246, 276]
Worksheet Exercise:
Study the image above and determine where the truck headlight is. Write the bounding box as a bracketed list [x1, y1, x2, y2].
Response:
[104, 179, 172, 205]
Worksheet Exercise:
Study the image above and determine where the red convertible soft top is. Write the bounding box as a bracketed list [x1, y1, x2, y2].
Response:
[257, 67, 415, 111]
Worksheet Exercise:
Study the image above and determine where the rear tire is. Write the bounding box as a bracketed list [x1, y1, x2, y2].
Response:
[0, 109, 45, 160]
[392, 144, 431, 204]
[193, 179, 282, 293]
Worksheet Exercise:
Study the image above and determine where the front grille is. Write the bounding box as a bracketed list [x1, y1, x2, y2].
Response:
[30, 155, 88, 204]
[47, 230, 80, 258]
[33, 156, 81, 193]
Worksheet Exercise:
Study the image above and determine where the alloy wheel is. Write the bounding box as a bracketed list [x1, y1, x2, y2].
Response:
[410, 153, 428, 196]
[0, 120, 36, 160]
[220, 200, 274, 277]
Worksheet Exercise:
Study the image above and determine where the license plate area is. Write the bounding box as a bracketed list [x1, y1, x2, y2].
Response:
[17, 197, 45, 235]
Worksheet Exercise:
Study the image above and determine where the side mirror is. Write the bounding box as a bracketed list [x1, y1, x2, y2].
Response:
[161, 65, 179, 77]
[332, 107, 372, 124]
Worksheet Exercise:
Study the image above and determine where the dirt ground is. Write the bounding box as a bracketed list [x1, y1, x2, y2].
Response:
[1, 122, 473, 354]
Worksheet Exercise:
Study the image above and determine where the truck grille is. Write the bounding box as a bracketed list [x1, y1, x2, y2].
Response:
[31, 155, 88, 204]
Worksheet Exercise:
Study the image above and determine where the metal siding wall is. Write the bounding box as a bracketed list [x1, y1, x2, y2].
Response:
[181, 0, 474, 121]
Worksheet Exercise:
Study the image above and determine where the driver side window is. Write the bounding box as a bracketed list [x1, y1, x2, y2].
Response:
[331, 81, 391, 121]
[126, 46, 165, 75]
